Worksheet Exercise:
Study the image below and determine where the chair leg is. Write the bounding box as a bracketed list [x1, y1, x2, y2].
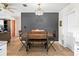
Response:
[26, 48, 28, 51]
[51, 44, 56, 51]
[26, 43, 31, 52]
[45, 42, 48, 52]
[19, 45, 24, 51]
[44, 42, 47, 49]
[28, 43, 31, 49]
[25, 44, 29, 52]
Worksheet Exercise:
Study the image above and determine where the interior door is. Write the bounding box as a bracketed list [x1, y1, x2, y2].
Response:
[12, 20, 15, 37]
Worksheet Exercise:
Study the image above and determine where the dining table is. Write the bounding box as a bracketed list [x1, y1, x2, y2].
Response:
[23, 29, 54, 52]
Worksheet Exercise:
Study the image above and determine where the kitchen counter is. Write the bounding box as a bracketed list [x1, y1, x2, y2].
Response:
[0, 41, 7, 56]
[0, 32, 11, 43]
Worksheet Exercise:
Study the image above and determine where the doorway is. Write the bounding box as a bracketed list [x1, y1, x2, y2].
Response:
[11, 20, 16, 37]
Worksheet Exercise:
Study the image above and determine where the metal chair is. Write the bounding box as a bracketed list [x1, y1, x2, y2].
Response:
[18, 30, 28, 51]
[48, 32, 56, 51]
[18, 30, 23, 39]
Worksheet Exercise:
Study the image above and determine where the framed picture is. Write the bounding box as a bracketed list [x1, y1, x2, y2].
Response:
[60, 20, 62, 27]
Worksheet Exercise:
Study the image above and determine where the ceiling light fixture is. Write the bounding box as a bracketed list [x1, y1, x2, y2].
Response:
[35, 4, 43, 16]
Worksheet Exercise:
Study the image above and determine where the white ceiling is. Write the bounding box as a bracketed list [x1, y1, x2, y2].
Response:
[0, 3, 69, 18]
[7, 3, 69, 13]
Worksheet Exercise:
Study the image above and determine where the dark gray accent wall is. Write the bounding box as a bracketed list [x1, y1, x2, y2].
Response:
[21, 13, 58, 41]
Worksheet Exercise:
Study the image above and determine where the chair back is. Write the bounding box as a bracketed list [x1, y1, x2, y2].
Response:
[19, 30, 27, 41]
[48, 32, 56, 41]
[19, 30, 23, 37]
[53, 32, 56, 38]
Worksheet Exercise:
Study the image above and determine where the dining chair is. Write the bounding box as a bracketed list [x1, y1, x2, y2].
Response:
[48, 32, 56, 51]
[18, 30, 23, 39]
[18, 30, 27, 51]
[43, 31, 49, 52]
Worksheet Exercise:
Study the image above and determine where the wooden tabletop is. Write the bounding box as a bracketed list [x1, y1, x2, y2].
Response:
[23, 31, 53, 39]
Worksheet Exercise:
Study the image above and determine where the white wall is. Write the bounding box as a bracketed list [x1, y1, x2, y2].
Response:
[0, 20, 4, 25]
[15, 15, 21, 36]
[0, 20, 4, 30]
[59, 4, 79, 52]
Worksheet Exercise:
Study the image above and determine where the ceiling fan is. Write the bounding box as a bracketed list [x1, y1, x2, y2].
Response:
[0, 3, 17, 13]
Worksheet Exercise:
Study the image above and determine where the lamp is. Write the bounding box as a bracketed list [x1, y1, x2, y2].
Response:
[35, 4, 43, 16]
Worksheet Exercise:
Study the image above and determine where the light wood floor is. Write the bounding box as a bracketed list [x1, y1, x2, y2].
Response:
[7, 37, 74, 56]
